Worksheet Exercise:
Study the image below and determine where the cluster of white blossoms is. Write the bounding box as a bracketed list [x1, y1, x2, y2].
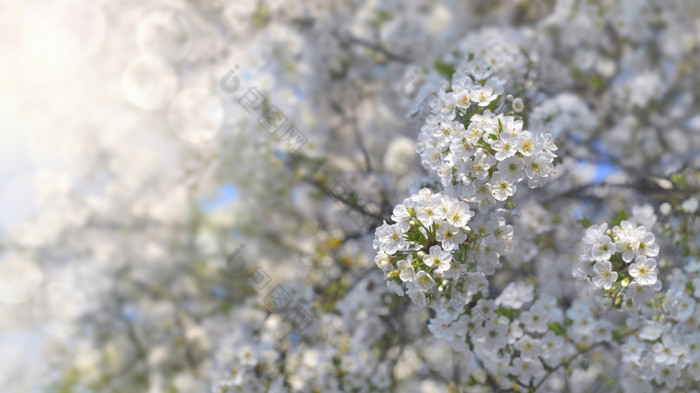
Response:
[579, 215, 661, 308]
[567, 203, 700, 391]
[615, 255, 700, 391]
[375, 60, 559, 312]
[428, 292, 571, 387]
[416, 63, 557, 213]
[212, 273, 407, 393]
[374, 188, 505, 308]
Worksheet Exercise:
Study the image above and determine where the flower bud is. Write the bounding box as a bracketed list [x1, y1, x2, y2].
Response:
[614, 296, 623, 308]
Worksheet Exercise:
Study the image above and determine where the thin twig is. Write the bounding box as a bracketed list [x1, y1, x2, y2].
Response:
[531, 329, 639, 392]
[332, 31, 414, 63]
[302, 175, 391, 223]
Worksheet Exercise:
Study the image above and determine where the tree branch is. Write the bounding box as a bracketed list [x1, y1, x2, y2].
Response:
[332, 31, 414, 63]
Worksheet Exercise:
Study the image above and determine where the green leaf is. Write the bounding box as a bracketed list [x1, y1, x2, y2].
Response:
[612, 330, 622, 341]
[376, 10, 393, 23]
[611, 210, 627, 226]
[610, 253, 624, 267]
[577, 216, 593, 228]
[434, 60, 455, 78]
[591, 75, 604, 91]
[488, 133, 498, 141]
[497, 306, 514, 321]
[671, 174, 687, 189]
[548, 321, 567, 336]
[570, 66, 583, 81]
[504, 198, 516, 210]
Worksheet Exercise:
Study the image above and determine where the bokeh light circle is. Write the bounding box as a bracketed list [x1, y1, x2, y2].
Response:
[121, 55, 178, 110]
